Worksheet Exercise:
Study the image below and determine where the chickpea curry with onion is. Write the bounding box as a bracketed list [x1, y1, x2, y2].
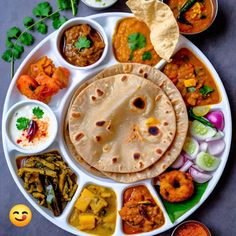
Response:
[165, 0, 214, 34]
[163, 48, 220, 107]
[119, 185, 165, 234]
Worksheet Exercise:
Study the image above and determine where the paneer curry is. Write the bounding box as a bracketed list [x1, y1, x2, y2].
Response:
[163, 48, 220, 107]
[119, 185, 165, 234]
[69, 184, 117, 235]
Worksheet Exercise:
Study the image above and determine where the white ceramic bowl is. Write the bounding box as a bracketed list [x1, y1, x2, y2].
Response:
[81, 0, 118, 10]
[56, 17, 109, 70]
[4, 100, 58, 154]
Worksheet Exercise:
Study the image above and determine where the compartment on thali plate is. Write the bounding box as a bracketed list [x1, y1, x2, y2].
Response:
[15, 150, 78, 217]
[68, 183, 117, 235]
[161, 47, 221, 107]
[120, 185, 166, 235]
[15, 53, 71, 109]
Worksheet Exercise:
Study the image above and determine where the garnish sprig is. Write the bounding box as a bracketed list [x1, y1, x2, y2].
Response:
[2, 0, 79, 79]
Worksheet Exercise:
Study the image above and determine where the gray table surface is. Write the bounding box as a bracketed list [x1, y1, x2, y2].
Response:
[0, 0, 236, 235]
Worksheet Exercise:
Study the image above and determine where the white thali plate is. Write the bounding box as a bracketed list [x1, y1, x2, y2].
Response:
[2, 12, 232, 235]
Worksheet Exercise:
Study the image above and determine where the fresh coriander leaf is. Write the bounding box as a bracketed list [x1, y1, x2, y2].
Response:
[75, 36, 91, 50]
[187, 87, 196, 93]
[52, 16, 68, 29]
[57, 0, 71, 10]
[2, 50, 13, 62]
[19, 32, 34, 46]
[57, 0, 78, 16]
[71, 0, 79, 16]
[33, 2, 52, 17]
[128, 32, 146, 51]
[200, 85, 214, 97]
[33, 106, 44, 119]
[12, 44, 24, 59]
[23, 17, 34, 30]
[6, 38, 14, 49]
[36, 22, 48, 34]
[7, 27, 21, 39]
[142, 51, 152, 61]
[16, 117, 30, 130]
[50, 11, 60, 20]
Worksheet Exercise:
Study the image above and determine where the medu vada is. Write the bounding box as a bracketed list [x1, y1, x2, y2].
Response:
[159, 170, 194, 202]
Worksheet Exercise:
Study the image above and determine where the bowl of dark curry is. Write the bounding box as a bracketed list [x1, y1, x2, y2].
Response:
[56, 18, 108, 70]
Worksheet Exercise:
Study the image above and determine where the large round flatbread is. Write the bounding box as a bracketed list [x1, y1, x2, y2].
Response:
[91, 63, 188, 182]
[68, 74, 176, 173]
[64, 80, 106, 178]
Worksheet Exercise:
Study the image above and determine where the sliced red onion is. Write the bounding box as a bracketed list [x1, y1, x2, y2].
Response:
[171, 154, 185, 169]
[205, 110, 225, 131]
[179, 160, 193, 172]
[192, 164, 204, 172]
[207, 139, 226, 156]
[206, 131, 224, 142]
[182, 151, 196, 161]
[200, 142, 208, 152]
[189, 167, 212, 183]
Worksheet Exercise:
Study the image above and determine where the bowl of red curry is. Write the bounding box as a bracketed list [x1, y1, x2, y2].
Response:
[171, 220, 212, 236]
[164, 0, 218, 34]
[56, 18, 108, 70]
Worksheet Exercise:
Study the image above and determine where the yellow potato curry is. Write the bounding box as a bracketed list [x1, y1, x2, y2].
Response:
[69, 184, 117, 235]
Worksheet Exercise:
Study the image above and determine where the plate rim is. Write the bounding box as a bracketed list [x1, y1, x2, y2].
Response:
[1, 12, 232, 236]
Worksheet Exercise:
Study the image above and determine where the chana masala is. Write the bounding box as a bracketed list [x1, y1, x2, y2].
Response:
[113, 17, 161, 66]
[165, 0, 214, 34]
[119, 185, 165, 234]
[163, 48, 220, 107]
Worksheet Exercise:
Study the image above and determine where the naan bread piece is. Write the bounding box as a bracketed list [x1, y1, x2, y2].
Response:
[69, 74, 176, 173]
[91, 63, 188, 182]
[126, 0, 179, 61]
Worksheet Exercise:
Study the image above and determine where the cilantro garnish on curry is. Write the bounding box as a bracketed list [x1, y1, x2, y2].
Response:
[163, 48, 220, 107]
[113, 17, 160, 66]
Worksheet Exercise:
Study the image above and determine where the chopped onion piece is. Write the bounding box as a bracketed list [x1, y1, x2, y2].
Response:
[205, 110, 225, 131]
[179, 160, 193, 172]
[171, 154, 185, 169]
[200, 142, 208, 152]
[189, 167, 212, 183]
[182, 151, 195, 161]
[192, 164, 204, 172]
[206, 131, 224, 142]
[208, 139, 226, 156]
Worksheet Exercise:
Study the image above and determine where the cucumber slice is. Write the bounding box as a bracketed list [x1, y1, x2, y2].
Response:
[183, 137, 199, 158]
[196, 151, 220, 171]
[190, 120, 217, 140]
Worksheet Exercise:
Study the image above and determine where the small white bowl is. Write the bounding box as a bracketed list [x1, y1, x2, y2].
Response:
[55, 17, 108, 70]
[4, 100, 58, 154]
[81, 0, 118, 10]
